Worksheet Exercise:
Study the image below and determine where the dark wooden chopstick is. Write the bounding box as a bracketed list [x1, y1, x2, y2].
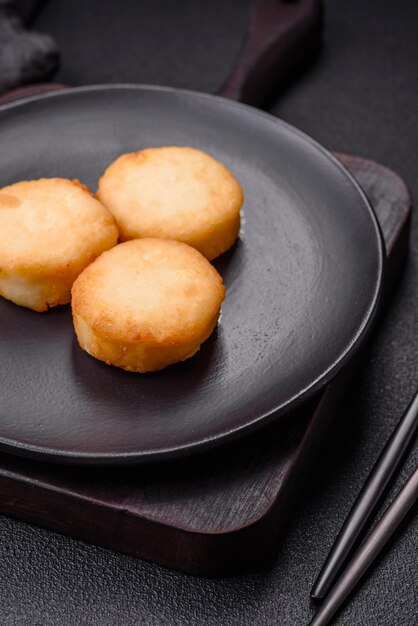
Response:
[308, 465, 418, 625]
[311, 389, 418, 599]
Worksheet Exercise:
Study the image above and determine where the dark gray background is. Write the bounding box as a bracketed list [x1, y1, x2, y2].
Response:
[2, 0, 418, 624]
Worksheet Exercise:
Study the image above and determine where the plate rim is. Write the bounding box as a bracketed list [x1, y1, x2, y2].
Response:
[0, 83, 386, 464]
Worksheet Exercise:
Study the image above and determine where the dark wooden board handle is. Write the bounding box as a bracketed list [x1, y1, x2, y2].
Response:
[218, 0, 322, 106]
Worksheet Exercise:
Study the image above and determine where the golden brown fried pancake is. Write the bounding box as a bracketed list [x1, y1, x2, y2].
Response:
[97, 146, 243, 260]
[0, 178, 118, 312]
[71, 238, 225, 372]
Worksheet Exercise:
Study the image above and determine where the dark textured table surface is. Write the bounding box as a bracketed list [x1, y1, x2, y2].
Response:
[2, 1, 418, 624]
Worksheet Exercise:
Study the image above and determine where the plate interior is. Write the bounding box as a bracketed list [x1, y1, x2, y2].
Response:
[0, 86, 384, 463]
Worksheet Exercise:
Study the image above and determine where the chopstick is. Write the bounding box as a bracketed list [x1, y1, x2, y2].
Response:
[308, 464, 418, 626]
[311, 389, 418, 599]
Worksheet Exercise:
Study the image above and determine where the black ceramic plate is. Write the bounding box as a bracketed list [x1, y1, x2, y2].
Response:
[0, 85, 384, 464]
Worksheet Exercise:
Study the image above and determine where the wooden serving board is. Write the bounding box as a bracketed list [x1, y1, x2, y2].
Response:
[0, 0, 412, 576]
[0, 154, 411, 576]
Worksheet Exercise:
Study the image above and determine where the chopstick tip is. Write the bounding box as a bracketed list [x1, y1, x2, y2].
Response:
[310, 590, 324, 602]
